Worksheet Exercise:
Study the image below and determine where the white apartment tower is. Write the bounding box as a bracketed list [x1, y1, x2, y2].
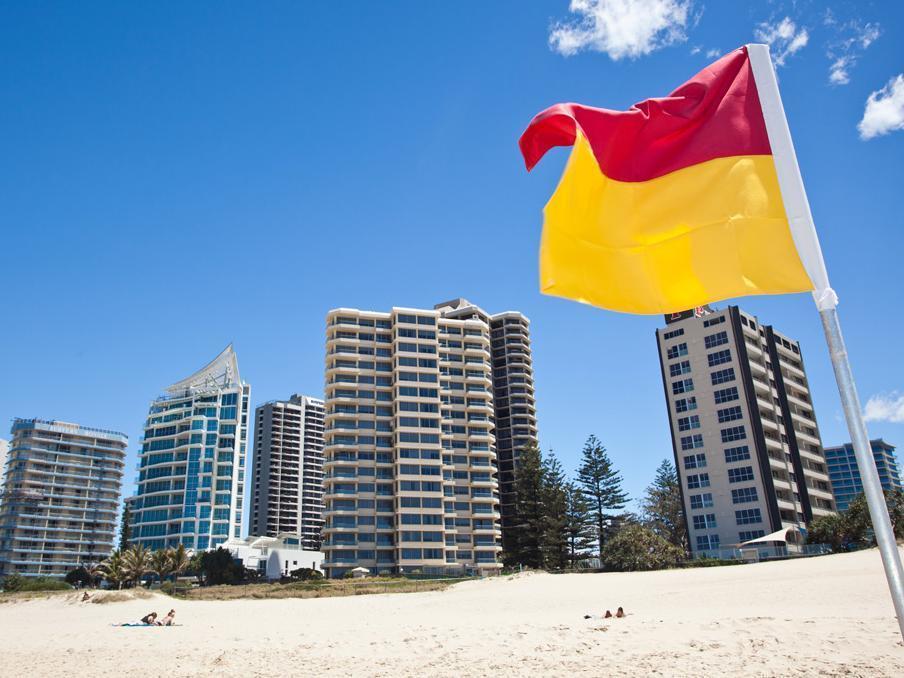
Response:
[131, 345, 251, 551]
[656, 306, 836, 556]
[321, 299, 536, 577]
[0, 419, 127, 578]
[251, 395, 326, 549]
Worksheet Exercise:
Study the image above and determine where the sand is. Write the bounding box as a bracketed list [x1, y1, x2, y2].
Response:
[2, 547, 903, 677]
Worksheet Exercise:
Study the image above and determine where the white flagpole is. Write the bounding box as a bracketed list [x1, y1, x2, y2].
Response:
[748, 43, 904, 639]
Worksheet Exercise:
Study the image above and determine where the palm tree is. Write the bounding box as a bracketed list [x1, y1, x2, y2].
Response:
[169, 544, 190, 583]
[100, 550, 127, 590]
[150, 548, 174, 587]
[122, 544, 151, 588]
[85, 561, 105, 588]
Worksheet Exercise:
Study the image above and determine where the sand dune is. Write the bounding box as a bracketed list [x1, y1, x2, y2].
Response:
[2, 547, 903, 677]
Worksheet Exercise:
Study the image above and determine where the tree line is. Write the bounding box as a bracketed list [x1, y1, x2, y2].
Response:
[504, 435, 688, 571]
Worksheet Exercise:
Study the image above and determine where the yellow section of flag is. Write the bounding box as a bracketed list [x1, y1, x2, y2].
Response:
[540, 133, 814, 314]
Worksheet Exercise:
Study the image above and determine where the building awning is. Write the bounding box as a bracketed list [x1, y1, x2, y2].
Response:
[740, 526, 803, 546]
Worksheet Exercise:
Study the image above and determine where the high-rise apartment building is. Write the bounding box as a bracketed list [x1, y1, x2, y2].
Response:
[824, 439, 902, 511]
[0, 439, 8, 495]
[321, 299, 536, 577]
[251, 394, 326, 549]
[436, 302, 539, 541]
[656, 306, 836, 556]
[131, 345, 250, 551]
[0, 419, 127, 578]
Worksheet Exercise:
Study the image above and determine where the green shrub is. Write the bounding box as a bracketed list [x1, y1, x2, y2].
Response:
[288, 567, 323, 582]
[2, 574, 71, 592]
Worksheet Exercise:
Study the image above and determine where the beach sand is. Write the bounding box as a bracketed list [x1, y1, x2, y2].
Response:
[2, 547, 902, 677]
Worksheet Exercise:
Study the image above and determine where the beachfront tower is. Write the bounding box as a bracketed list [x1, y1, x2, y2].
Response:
[131, 345, 251, 551]
[321, 299, 535, 577]
[656, 306, 836, 557]
[0, 419, 127, 578]
[824, 439, 902, 512]
[251, 394, 326, 549]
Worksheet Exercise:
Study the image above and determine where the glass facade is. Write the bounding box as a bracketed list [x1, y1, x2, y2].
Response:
[825, 439, 902, 512]
[131, 346, 250, 551]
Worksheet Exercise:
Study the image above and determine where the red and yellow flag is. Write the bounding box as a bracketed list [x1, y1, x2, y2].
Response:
[519, 46, 815, 315]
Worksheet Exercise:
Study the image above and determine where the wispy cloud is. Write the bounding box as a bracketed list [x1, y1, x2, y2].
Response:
[549, 0, 693, 60]
[753, 16, 809, 67]
[859, 74, 904, 140]
[863, 392, 904, 423]
[690, 44, 701, 55]
[705, 48, 720, 58]
[826, 19, 880, 85]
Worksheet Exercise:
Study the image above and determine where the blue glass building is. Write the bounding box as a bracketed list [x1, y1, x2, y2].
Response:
[130, 345, 250, 551]
[824, 439, 902, 511]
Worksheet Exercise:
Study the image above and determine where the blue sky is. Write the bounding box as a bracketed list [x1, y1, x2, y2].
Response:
[1, 1, 903, 507]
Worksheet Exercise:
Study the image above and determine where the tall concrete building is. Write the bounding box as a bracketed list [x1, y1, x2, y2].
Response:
[656, 306, 836, 557]
[251, 394, 326, 549]
[131, 345, 251, 551]
[321, 299, 536, 577]
[0, 419, 127, 578]
[825, 439, 902, 511]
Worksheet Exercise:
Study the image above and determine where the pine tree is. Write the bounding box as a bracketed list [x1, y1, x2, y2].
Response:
[539, 452, 569, 570]
[118, 505, 132, 552]
[640, 459, 688, 553]
[564, 482, 595, 568]
[576, 435, 629, 555]
[505, 442, 545, 568]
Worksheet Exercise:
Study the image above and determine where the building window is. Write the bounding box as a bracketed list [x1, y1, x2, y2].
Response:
[739, 530, 766, 541]
[663, 328, 684, 340]
[711, 368, 736, 385]
[690, 493, 714, 509]
[735, 508, 763, 525]
[677, 415, 701, 431]
[680, 434, 704, 451]
[683, 453, 706, 470]
[707, 350, 732, 367]
[674, 397, 697, 413]
[720, 426, 747, 443]
[714, 387, 739, 404]
[672, 379, 694, 395]
[704, 331, 729, 349]
[717, 406, 743, 423]
[703, 316, 725, 328]
[669, 360, 692, 377]
[724, 445, 751, 463]
[692, 513, 717, 530]
[731, 487, 759, 504]
[687, 473, 710, 489]
[696, 534, 721, 550]
[728, 466, 755, 483]
[667, 343, 689, 360]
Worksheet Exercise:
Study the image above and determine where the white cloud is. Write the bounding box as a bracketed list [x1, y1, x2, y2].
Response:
[690, 44, 701, 54]
[829, 56, 851, 85]
[863, 392, 904, 423]
[859, 74, 904, 140]
[705, 48, 720, 58]
[549, 0, 693, 60]
[825, 20, 881, 86]
[753, 16, 809, 67]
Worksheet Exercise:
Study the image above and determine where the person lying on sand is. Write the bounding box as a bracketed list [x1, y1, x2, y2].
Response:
[584, 607, 627, 620]
[158, 609, 176, 626]
[140, 612, 158, 625]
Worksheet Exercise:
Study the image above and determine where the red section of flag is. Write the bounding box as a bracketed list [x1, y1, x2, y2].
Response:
[519, 47, 772, 182]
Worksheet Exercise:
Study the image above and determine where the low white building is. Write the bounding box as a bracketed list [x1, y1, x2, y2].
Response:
[222, 534, 323, 580]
